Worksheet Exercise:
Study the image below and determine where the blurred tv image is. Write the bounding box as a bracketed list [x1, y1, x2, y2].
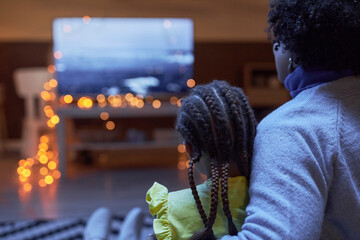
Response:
[52, 18, 194, 97]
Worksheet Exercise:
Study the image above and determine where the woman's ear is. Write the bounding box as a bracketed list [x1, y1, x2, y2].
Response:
[184, 142, 193, 159]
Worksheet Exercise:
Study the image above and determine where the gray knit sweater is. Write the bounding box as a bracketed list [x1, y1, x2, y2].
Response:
[222, 76, 360, 239]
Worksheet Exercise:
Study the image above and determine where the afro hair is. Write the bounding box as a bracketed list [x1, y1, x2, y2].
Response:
[267, 0, 360, 73]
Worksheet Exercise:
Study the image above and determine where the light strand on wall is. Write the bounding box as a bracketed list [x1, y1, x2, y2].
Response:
[17, 66, 61, 192]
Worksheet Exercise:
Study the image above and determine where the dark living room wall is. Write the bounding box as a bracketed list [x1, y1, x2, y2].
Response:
[0, 41, 274, 139]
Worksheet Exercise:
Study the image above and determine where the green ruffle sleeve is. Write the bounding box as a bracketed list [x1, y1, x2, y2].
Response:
[146, 182, 174, 240]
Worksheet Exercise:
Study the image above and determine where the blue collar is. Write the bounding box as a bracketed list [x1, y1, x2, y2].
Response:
[284, 67, 354, 98]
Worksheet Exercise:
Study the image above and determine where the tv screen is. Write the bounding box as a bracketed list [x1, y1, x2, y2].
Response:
[52, 18, 194, 97]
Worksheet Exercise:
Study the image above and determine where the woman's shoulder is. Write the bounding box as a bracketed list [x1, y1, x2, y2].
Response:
[258, 91, 338, 135]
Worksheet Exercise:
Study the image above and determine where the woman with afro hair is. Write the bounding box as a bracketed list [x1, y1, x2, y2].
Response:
[221, 0, 360, 239]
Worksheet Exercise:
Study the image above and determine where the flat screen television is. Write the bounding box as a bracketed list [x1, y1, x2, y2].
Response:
[52, 18, 194, 98]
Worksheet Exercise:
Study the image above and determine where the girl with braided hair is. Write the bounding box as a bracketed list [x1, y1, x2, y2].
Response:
[146, 80, 257, 240]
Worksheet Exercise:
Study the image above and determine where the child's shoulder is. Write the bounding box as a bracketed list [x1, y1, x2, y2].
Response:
[146, 181, 211, 211]
[168, 183, 210, 208]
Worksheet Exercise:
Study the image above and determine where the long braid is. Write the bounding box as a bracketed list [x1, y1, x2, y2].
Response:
[235, 88, 257, 177]
[220, 162, 238, 235]
[239, 91, 257, 162]
[207, 161, 220, 228]
[178, 112, 208, 225]
[177, 94, 217, 233]
[189, 157, 208, 225]
[211, 82, 241, 235]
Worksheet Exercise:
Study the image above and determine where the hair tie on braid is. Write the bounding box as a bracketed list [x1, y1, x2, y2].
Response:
[190, 227, 216, 240]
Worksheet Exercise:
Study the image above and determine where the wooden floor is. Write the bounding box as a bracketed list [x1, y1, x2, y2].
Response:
[0, 151, 202, 222]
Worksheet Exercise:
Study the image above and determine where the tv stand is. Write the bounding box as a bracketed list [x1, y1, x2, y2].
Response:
[56, 103, 179, 178]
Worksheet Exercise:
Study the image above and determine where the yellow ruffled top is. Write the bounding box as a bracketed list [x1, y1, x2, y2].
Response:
[146, 176, 248, 240]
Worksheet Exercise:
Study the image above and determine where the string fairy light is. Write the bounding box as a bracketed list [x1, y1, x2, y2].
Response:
[17, 67, 193, 192]
[16, 69, 61, 192]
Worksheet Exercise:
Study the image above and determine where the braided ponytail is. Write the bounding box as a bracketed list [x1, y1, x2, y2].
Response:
[188, 156, 208, 225]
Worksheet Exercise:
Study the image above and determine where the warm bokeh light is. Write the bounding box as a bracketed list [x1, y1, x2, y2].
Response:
[49, 79, 58, 88]
[177, 144, 186, 153]
[50, 92, 57, 101]
[186, 160, 190, 168]
[22, 169, 31, 178]
[53, 170, 61, 179]
[152, 100, 161, 109]
[105, 121, 116, 130]
[40, 135, 49, 143]
[78, 96, 93, 108]
[177, 161, 186, 170]
[38, 150, 46, 157]
[97, 94, 106, 103]
[84, 98, 93, 108]
[39, 179, 47, 187]
[109, 95, 122, 107]
[45, 108, 54, 117]
[19, 175, 27, 182]
[16, 121, 61, 189]
[26, 158, 34, 167]
[136, 100, 144, 108]
[17, 166, 25, 175]
[64, 94, 73, 104]
[48, 161, 57, 170]
[23, 183, 32, 192]
[40, 167, 48, 175]
[39, 155, 49, 164]
[77, 97, 84, 108]
[43, 82, 52, 91]
[38, 143, 48, 151]
[54, 51, 63, 59]
[130, 97, 138, 106]
[100, 112, 109, 121]
[47, 65, 56, 74]
[98, 102, 107, 108]
[187, 79, 196, 88]
[177, 99, 182, 107]
[47, 119, 56, 128]
[59, 96, 66, 104]
[170, 96, 178, 105]
[18, 159, 26, 166]
[45, 175, 54, 184]
[41, 91, 51, 101]
[125, 93, 134, 102]
[83, 16, 91, 24]
[107, 95, 114, 103]
[50, 115, 60, 124]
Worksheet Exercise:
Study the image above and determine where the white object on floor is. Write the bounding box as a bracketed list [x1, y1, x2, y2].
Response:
[118, 207, 145, 240]
[13, 67, 52, 158]
[84, 207, 112, 240]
